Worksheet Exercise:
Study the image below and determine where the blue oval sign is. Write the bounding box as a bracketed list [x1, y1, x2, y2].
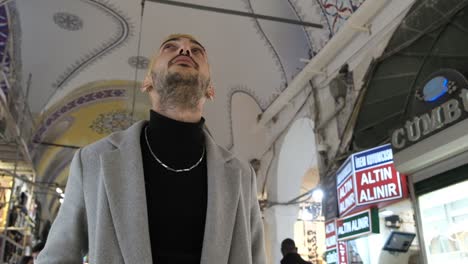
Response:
[423, 76, 448, 102]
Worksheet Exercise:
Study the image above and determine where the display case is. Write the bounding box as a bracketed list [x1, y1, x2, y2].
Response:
[418, 179, 468, 264]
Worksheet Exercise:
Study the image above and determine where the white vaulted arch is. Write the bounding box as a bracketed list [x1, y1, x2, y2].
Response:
[275, 117, 317, 202]
[264, 117, 319, 263]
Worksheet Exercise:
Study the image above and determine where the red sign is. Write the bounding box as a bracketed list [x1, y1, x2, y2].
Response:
[337, 175, 356, 216]
[335, 144, 407, 218]
[325, 220, 337, 251]
[355, 163, 403, 205]
[338, 241, 348, 264]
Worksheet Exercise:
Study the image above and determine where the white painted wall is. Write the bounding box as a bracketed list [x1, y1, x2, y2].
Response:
[264, 117, 318, 263]
[272, 118, 316, 201]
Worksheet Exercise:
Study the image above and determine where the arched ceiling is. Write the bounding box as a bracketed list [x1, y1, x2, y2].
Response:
[10, 0, 367, 216]
[16, 0, 364, 144]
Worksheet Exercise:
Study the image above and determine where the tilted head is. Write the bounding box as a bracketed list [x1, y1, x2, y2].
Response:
[142, 34, 214, 113]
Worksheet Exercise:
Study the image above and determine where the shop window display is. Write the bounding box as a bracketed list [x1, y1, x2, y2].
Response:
[0, 179, 36, 263]
[419, 180, 468, 264]
[349, 245, 364, 263]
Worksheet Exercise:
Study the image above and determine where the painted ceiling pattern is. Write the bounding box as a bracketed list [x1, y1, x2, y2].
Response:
[53, 12, 84, 31]
[32, 88, 126, 146]
[89, 109, 132, 134]
[318, 0, 366, 34]
[52, 0, 132, 90]
[128, 55, 149, 69]
[240, 0, 288, 89]
[7, 0, 367, 216]
[0, 5, 10, 97]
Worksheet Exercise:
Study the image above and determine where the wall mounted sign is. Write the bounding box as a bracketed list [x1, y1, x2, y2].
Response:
[325, 219, 337, 251]
[336, 158, 356, 216]
[337, 208, 379, 241]
[325, 248, 338, 264]
[335, 144, 406, 217]
[420, 76, 448, 102]
[324, 241, 348, 264]
[337, 241, 348, 264]
[391, 69, 468, 152]
[353, 145, 403, 205]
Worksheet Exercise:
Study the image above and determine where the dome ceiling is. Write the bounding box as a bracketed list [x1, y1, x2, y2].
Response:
[10, 0, 366, 216]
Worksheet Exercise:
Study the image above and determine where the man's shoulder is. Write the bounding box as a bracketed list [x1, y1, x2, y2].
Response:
[80, 121, 145, 156]
[203, 126, 252, 175]
[79, 128, 130, 159]
[80, 135, 115, 156]
[280, 253, 312, 264]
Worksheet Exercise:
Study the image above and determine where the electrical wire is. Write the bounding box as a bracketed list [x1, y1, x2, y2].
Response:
[130, 0, 146, 122]
[263, 185, 322, 208]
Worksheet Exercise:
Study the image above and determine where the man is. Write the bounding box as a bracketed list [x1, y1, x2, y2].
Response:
[18, 256, 34, 264]
[37, 34, 266, 264]
[32, 241, 45, 260]
[280, 238, 311, 264]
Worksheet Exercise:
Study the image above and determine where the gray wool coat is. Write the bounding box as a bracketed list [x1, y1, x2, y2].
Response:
[37, 121, 266, 264]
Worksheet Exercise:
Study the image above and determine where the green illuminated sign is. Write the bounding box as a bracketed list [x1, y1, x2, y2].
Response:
[337, 208, 379, 240]
[325, 248, 337, 264]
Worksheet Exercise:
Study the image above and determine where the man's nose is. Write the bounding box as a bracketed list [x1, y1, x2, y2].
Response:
[178, 48, 190, 56]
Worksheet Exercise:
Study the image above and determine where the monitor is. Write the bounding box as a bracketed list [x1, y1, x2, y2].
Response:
[382, 231, 416, 253]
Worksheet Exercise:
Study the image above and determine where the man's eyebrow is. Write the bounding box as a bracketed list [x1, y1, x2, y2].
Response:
[160, 38, 179, 48]
[160, 38, 206, 51]
[189, 40, 206, 51]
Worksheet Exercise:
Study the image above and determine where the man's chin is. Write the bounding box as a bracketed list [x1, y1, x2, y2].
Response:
[168, 69, 197, 78]
[169, 65, 197, 74]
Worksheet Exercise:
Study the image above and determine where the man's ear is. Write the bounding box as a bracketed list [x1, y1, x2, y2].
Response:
[141, 74, 153, 92]
[206, 85, 215, 100]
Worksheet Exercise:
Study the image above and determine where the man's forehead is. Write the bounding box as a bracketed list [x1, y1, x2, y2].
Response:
[159, 34, 205, 50]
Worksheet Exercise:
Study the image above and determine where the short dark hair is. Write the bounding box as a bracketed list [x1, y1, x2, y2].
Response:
[32, 241, 46, 253]
[281, 238, 297, 256]
[281, 238, 296, 250]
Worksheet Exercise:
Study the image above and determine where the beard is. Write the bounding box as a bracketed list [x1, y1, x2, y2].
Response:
[153, 68, 210, 111]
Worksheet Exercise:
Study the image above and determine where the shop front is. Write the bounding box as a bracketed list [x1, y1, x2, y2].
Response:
[325, 144, 418, 263]
[392, 69, 468, 264]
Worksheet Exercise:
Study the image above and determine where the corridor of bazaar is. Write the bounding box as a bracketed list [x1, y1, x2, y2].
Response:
[0, 0, 467, 263]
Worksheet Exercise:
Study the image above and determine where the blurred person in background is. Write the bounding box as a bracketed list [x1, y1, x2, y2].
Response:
[280, 238, 312, 264]
[31, 241, 45, 260]
[18, 256, 33, 264]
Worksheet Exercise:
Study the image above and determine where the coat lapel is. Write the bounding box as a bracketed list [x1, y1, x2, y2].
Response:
[98, 121, 240, 264]
[100, 121, 153, 264]
[200, 128, 241, 264]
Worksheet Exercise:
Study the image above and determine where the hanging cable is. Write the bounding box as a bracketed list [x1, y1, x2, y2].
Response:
[130, 0, 146, 122]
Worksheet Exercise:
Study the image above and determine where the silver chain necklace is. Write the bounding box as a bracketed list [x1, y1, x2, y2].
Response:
[144, 126, 205, 173]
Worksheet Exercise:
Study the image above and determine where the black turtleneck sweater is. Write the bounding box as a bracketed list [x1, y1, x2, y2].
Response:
[140, 110, 207, 264]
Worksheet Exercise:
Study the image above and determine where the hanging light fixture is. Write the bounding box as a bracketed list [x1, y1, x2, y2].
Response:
[312, 189, 324, 202]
